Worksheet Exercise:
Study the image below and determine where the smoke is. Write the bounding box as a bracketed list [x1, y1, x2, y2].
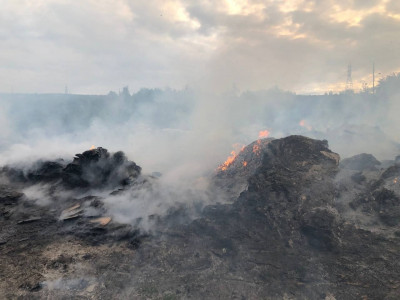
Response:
[100, 176, 220, 231]
[1, 76, 400, 228]
[22, 184, 55, 206]
[42, 277, 95, 292]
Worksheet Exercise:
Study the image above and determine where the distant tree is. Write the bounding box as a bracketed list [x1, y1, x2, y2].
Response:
[108, 91, 118, 98]
[376, 72, 400, 98]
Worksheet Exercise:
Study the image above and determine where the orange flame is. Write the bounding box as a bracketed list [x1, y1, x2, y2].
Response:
[258, 130, 270, 138]
[218, 144, 245, 171]
[253, 144, 260, 154]
[252, 139, 262, 155]
[90, 145, 96, 150]
[243, 161, 248, 167]
[394, 177, 398, 184]
[218, 151, 238, 171]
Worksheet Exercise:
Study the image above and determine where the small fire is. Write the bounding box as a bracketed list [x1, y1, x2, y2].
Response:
[253, 139, 262, 155]
[218, 144, 245, 171]
[243, 161, 248, 167]
[89, 145, 96, 150]
[299, 120, 312, 131]
[258, 130, 270, 138]
[394, 177, 398, 184]
[218, 151, 238, 171]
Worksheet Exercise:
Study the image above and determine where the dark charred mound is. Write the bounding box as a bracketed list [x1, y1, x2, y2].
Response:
[0, 147, 149, 298]
[340, 153, 381, 171]
[1, 147, 141, 190]
[128, 136, 400, 299]
[62, 147, 141, 188]
[338, 152, 400, 229]
[2, 136, 400, 299]
[0, 185, 24, 205]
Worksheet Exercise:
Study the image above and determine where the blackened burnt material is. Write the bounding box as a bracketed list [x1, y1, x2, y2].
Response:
[236, 136, 341, 251]
[129, 136, 400, 299]
[129, 136, 350, 299]
[62, 147, 141, 188]
[3, 136, 400, 299]
[1, 147, 142, 190]
[340, 153, 381, 171]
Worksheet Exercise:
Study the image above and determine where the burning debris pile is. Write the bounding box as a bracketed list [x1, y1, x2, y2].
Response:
[216, 138, 274, 174]
[216, 130, 272, 173]
[214, 137, 275, 199]
[2, 136, 400, 299]
[130, 136, 400, 299]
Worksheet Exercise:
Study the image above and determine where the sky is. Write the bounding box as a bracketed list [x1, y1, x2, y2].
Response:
[0, 0, 400, 94]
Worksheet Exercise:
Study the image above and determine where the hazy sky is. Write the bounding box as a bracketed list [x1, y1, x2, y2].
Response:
[1, 0, 399, 94]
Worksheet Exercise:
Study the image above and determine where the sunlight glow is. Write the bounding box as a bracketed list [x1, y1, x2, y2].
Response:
[223, 0, 265, 17]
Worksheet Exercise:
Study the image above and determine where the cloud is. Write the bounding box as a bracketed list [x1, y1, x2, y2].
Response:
[386, 0, 400, 13]
[353, 0, 381, 9]
[0, 0, 399, 93]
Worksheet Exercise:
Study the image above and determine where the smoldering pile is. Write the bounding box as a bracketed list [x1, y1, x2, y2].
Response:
[0, 147, 149, 249]
[2, 136, 400, 299]
[1, 147, 141, 189]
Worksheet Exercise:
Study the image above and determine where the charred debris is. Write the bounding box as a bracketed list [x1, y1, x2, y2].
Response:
[2, 147, 141, 189]
[2, 136, 400, 299]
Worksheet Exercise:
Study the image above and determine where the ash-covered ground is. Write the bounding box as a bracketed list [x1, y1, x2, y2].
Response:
[2, 135, 400, 299]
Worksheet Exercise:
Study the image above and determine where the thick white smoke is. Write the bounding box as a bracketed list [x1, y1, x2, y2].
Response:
[1, 76, 400, 228]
